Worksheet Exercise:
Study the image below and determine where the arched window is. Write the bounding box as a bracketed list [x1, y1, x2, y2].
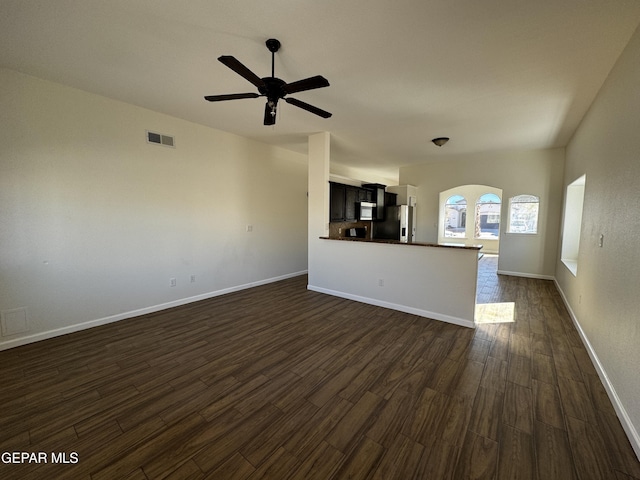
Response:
[475, 193, 501, 239]
[508, 194, 540, 234]
[444, 195, 467, 238]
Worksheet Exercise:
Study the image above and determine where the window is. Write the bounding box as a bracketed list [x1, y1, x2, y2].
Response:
[508, 194, 540, 234]
[561, 176, 586, 276]
[475, 193, 501, 239]
[444, 195, 467, 238]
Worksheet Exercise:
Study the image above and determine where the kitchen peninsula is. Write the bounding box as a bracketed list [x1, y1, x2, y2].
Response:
[310, 236, 482, 328]
[307, 133, 480, 329]
[321, 236, 483, 250]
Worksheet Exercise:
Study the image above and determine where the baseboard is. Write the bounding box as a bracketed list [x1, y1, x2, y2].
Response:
[0, 270, 308, 352]
[497, 269, 555, 280]
[554, 279, 640, 461]
[307, 285, 476, 329]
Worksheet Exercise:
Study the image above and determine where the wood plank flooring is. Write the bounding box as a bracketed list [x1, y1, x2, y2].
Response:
[1, 255, 639, 479]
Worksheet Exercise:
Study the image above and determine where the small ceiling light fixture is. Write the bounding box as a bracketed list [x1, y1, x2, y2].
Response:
[432, 137, 450, 147]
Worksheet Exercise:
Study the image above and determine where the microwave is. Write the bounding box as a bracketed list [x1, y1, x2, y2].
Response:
[358, 202, 376, 221]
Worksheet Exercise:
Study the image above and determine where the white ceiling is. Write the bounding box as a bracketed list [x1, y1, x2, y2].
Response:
[2, 0, 640, 181]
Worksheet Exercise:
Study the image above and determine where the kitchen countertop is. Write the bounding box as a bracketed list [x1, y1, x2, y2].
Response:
[320, 236, 483, 250]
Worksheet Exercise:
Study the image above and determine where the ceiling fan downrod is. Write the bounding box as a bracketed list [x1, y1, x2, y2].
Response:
[265, 38, 281, 78]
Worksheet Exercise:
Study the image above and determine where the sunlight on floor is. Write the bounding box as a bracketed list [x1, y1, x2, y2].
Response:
[475, 302, 515, 323]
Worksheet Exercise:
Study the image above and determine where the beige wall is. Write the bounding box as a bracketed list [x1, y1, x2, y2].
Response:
[0, 69, 308, 349]
[556, 25, 640, 456]
[399, 148, 564, 278]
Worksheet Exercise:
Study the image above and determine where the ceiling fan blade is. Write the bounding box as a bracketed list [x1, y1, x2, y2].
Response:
[264, 101, 276, 126]
[204, 93, 260, 102]
[283, 75, 330, 94]
[285, 97, 332, 118]
[218, 56, 265, 89]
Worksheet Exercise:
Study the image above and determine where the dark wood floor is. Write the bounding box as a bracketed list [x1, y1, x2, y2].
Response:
[1, 256, 639, 479]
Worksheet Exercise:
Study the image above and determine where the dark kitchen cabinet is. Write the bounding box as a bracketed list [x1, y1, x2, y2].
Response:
[344, 186, 359, 221]
[330, 182, 373, 222]
[359, 189, 373, 202]
[362, 183, 387, 220]
[330, 182, 346, 222]
[385, 192, 397, 207]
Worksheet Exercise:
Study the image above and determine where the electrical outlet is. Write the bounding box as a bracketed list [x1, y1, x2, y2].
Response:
[246, 225, 253, 232]
[190, 275, 196, 283]
[170, 277, 177, 287]
[598, 234, 604, 247]
[378, 278, 384, 287]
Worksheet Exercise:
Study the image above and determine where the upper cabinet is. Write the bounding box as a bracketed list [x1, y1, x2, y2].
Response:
[362, 183, 386, 221]
[330, 182, 346, 222]
[329, 181, 375, 222]
[345, 186, 359, 221]
[385, 191, 397, 207]
[329, 182, 411, 223]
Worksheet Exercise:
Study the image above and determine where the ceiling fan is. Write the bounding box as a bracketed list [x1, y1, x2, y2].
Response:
[204, 38, 332, 126]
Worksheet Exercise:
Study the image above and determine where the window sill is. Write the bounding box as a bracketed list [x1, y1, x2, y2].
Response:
[561, 258, 578, 276]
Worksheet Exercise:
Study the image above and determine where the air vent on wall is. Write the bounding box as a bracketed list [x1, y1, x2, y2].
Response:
[1, 307, 29, 336]
[146, 130, 175, 148]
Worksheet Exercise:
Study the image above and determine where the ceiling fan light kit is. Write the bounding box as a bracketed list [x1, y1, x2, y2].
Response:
[205, 38, 331, 126]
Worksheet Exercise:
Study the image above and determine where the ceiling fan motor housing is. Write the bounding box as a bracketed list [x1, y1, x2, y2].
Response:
[259, 77, 286, 104]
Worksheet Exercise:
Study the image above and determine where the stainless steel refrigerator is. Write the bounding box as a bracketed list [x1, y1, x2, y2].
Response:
[373, 205, 415, 243]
